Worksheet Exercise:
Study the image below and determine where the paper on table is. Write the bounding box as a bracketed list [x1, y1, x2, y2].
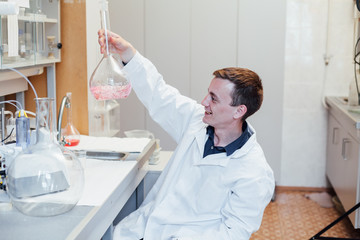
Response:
[77, 159, 137, 206]
[71, 135, 151, 153]
[72, 136, 151, 206]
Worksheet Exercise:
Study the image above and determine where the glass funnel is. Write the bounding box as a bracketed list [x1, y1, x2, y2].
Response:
[6, 98, 84, 217]
[89, 0, 131, 100]
[61, 92, 80, 147]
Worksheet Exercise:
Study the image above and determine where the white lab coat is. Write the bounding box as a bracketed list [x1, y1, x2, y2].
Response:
[114, 52, 275, 240]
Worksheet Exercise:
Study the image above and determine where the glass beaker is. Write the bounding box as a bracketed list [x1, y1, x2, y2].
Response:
[89, 0, 131, 100]
[61, 93, 81, 147]
[6, 98, 84, 217]
[90, 100, 120, 137]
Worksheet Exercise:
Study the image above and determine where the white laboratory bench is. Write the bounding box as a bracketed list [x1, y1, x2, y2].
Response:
[0, 139, 156, 240]
[144, 151, 173, 197]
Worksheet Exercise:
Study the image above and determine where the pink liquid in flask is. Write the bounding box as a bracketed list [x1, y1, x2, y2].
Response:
[65, 138, 80, 147]
[90, 85, 132, 100]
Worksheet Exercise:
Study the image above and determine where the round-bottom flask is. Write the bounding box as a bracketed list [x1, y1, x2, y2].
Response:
[6, 98, 84, 217]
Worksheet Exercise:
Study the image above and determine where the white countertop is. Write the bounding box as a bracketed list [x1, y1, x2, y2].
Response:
[147, 150, 173, 172]
[0, 138, 156, 240]
[77, 159, 137, 206]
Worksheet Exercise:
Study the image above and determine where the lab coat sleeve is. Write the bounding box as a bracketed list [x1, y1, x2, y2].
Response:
[113, 203, 152, 240]
[113, 52, 203, 239]
[221, 173, 274, 239]
[123, 52, 203, 143]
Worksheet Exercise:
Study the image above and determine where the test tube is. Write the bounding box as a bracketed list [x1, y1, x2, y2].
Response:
[1, 108, 5, 142]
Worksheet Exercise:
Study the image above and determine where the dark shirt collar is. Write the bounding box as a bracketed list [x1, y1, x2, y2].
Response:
[203, 121, 252, 157]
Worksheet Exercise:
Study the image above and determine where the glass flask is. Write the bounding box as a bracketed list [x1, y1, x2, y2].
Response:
[47, 36, 56, 59]
[89, 0, 132, 100]
[90, 100, 120, 137]
[61, 92, 81, 147]
[6, 98, 84, 217]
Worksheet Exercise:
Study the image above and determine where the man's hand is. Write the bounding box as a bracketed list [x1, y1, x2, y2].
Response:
[98, 29, 136, 63]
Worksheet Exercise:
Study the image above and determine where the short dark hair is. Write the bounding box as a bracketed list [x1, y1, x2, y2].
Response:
[213, 67, 263, 121]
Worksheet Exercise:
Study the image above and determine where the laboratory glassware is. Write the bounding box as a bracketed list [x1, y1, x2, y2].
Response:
[6, 98, 84, 217]
[60, 92, 80, 147]
[89, 0, 131, 100]
[47, 36, 56, 59]
[90, 100, 120, 137]
[0, 108, 5, 142]
[19, 29, 26, 58]
[15, 110, 30, 149]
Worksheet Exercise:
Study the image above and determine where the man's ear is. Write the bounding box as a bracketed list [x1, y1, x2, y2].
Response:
[234, 105, 247, 119]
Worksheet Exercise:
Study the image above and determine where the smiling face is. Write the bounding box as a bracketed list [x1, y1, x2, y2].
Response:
[201, 77, 245, 129]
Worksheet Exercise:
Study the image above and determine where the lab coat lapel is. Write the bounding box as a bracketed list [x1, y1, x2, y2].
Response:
[193, 122, 258, 167]
[196, 153, 230, 167]
[194, 125, 207, 158]
[194, 127, 230, 167]
[229, 123, 257, 159]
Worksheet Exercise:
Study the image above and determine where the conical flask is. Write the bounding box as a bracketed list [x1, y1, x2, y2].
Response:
[89, 0, 131, 100]
[61, 92, 81, 147]
[6, 98, 84, 217]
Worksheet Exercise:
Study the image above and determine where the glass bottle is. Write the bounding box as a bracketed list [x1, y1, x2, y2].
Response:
[47, 36, 56, 59]
[6, 98, 84, 217]
[90, 100, 120, 137]
[19, 29, 26, 58]
[89, 0, 131, 100]
[61, 92, 81, 147]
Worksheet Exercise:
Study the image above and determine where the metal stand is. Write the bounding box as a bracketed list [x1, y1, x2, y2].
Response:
[310, 202, 360, 240]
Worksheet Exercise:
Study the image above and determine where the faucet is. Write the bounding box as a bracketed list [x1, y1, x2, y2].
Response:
[57, 93, 71, 143]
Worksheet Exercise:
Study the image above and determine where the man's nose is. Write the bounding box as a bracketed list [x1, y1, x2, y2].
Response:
[201, 94, 210, 106]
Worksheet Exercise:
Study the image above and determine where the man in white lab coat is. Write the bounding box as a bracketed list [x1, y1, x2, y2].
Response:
[98, 30, 275, 240]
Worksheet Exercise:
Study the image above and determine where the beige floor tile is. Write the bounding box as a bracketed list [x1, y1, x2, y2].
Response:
[250, 191, 360, 240]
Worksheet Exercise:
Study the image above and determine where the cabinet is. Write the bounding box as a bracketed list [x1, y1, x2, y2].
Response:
[0, 0, 60, 120]
[326, 96, 360, 228]
[0, 0, 61, 69]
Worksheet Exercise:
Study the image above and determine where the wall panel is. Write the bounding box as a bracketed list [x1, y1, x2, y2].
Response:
[190, 0, 238, 103]
[237, 0, 286, 182]
[144, 0, 191, 149]
[108, 0, 146, 136]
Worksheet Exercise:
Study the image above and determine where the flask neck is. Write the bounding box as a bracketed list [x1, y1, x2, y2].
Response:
[66, 99, 73, 125]
[100, 6, 111, 56]
[102, 51, 112, 58]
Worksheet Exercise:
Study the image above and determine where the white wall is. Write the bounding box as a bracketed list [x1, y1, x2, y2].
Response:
[236, 0, 286, 185]
[107, 0, 146, 136]
[86, 0, 103, 133]
[281, 0, 355, 187]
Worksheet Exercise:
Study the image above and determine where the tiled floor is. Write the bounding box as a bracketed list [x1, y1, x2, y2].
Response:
[250, 191, 360, 240]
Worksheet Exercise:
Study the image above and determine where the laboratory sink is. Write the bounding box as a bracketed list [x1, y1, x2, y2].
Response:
[335, 96, 348, 105]
[73, 150, 129, 161]
[332, 96, 360, 113]
[86, 151, 128, 160]
[326, 96, 360, 129]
